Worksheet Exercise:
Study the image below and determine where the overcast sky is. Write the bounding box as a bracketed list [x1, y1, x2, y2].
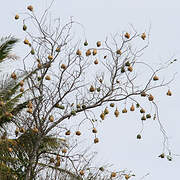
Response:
[1, 0, 180, 179]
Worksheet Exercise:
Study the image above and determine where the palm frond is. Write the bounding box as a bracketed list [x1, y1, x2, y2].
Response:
[0, 162, 18, 180]
[0, 36, 19, 62]
[0, 71, 27, 101]
[41, 136, 67, 150]
[38, 163, 83, 180]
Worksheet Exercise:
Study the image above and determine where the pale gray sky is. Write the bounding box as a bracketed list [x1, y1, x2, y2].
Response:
[1, 0, 180, 179]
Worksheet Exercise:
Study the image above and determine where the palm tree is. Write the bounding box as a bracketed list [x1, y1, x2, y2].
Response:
[0, 36, 34, 179]
[0, 36, 72, 180]
[0, 36, 23, 131]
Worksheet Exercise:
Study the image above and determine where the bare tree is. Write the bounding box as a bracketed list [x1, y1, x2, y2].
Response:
[0, 2, 177, 180]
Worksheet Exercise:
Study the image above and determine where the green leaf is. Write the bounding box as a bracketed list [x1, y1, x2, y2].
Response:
[0, 36, 19, 62]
